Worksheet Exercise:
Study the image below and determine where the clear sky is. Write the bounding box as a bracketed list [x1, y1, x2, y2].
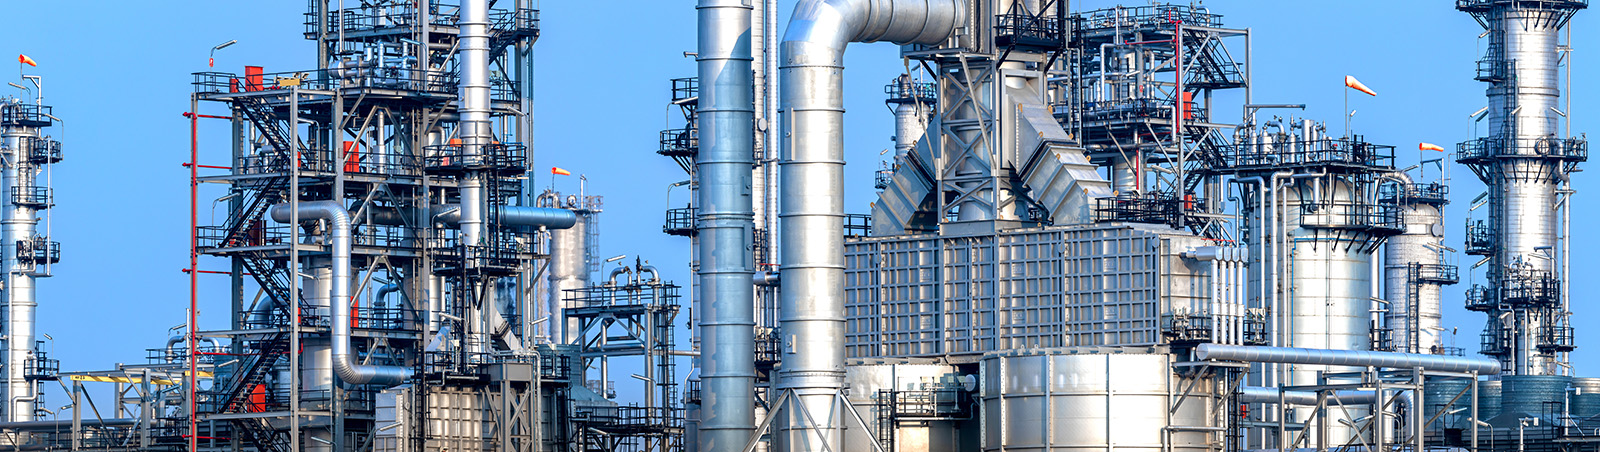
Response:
[0, 0, 1596, 409]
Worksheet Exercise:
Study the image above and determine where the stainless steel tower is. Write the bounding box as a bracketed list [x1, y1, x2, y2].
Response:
[1457, 0, 1586, 376]
[0, 98, 60, 423]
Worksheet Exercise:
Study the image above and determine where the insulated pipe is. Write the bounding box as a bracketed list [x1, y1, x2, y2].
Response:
[1238, 386, 1378, 406]
[778, 1, 962, 450]
[457, 0, 492, 246]
[271, 202, 409, 385]
[698, 1, 758, 451]
[1196, 344, 1501, 374]
[366, 205, 577, 229]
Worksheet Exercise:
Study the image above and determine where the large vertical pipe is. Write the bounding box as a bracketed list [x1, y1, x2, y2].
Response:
[697, 1, 758, 450]
[778, 1, 961, 450]
[302, 258, 334, 452]
[457, 0, 493, 246]
[271, 202, 408, 385]
[0, 105, 39, 423]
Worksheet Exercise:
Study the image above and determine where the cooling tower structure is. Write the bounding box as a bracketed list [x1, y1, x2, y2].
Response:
[1456, 0, 1586, 377]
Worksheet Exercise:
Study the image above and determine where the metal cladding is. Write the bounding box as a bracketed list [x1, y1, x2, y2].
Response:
[697, 0, 759, 450]
[270, 202, 409, 385]
[1456, 0, 1587, 376]
[778, 0, 962, 449]
[1570, 377, 1600, 420]
[1499, 374, 1571, 420]
[980, 349, 1215, 452]
[1195, 344, 1502, 374]
[1421, 377, 1473, 430]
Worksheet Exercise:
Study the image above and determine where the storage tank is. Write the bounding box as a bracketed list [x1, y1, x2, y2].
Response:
[1422, 377, 1472, 430]
[1477, 379, 1502, 422]
[981, 347, 1215, 452]
[1570, 377, 1600, 421]
[842, 359, 971, 452]
[1500, 375, 1570, 421]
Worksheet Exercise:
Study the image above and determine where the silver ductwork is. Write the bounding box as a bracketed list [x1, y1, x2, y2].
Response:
[271, 202, 409, 385]
[1196, 344, 1501, 374]
[778, 0, 962, 449]
[697, 0, 758, 450]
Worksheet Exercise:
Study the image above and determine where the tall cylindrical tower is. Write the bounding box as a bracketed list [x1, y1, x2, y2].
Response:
[1457, 0, 1585, 376]
[1382, 180, 1456, 354]
[0, 100, 57, 422]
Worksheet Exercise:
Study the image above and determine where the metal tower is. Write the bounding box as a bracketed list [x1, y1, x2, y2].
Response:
[1457, 0, 1586, 376]
[0, 95, 63, 424]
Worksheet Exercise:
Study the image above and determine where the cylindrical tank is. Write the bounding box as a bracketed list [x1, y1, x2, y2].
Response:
[981, 348, 1214, 452]
[546, 195, 589, 344]
[843, 360, 967, 452]
[1569, 377, 1600, 420]
[1282, 178, 1376, 444]
[1422, 377, 1472, 430]
[1384, 196, 1447, 354]
[1500, 375, 1570, 420]
[1477, 379, 1503, 422]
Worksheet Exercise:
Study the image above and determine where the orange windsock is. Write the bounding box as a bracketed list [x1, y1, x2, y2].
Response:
[551, 167, 572, 176]
[1419, 143, 1447, 152]
[1344, 75, 1376, 96]
[17, 55, 36, 67]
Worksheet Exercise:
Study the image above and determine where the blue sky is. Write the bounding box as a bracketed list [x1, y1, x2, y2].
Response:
[1, 0, 1597, 408]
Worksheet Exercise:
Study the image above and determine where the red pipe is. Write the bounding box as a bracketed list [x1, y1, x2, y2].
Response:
[188, 97, 200, 452]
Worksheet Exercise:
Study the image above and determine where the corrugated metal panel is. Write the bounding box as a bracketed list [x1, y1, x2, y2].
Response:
[845, 224, 1208, 359]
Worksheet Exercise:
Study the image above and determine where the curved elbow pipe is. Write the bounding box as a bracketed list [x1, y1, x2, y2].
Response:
[1196, 344, 1501, 374]
[608, 266, 632, 285]
[777, 0, 963, 448]
[271, 201, 409, 386]
[637, 265, 660, 283]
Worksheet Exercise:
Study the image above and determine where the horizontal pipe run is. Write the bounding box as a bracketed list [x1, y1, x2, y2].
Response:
[366, 205, 577, 229]
[1196, 343, 1500, 374]
[1238, 386, 1377, 406]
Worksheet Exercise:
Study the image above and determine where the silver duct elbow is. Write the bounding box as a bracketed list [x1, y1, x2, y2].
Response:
[778, 0, 962, 449]
[271, 201, 409, 386]
[1196, 343, 1500, 374]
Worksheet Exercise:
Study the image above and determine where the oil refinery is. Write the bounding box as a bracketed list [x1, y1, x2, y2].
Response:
[0, 0, 1597, 451]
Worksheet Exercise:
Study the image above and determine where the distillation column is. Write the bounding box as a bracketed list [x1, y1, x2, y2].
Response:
[0, 100, 55, 423]
[1382, 180, 1455, 354]
[1456, 0, 1585, 376]
[697, 1, 758, 450]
